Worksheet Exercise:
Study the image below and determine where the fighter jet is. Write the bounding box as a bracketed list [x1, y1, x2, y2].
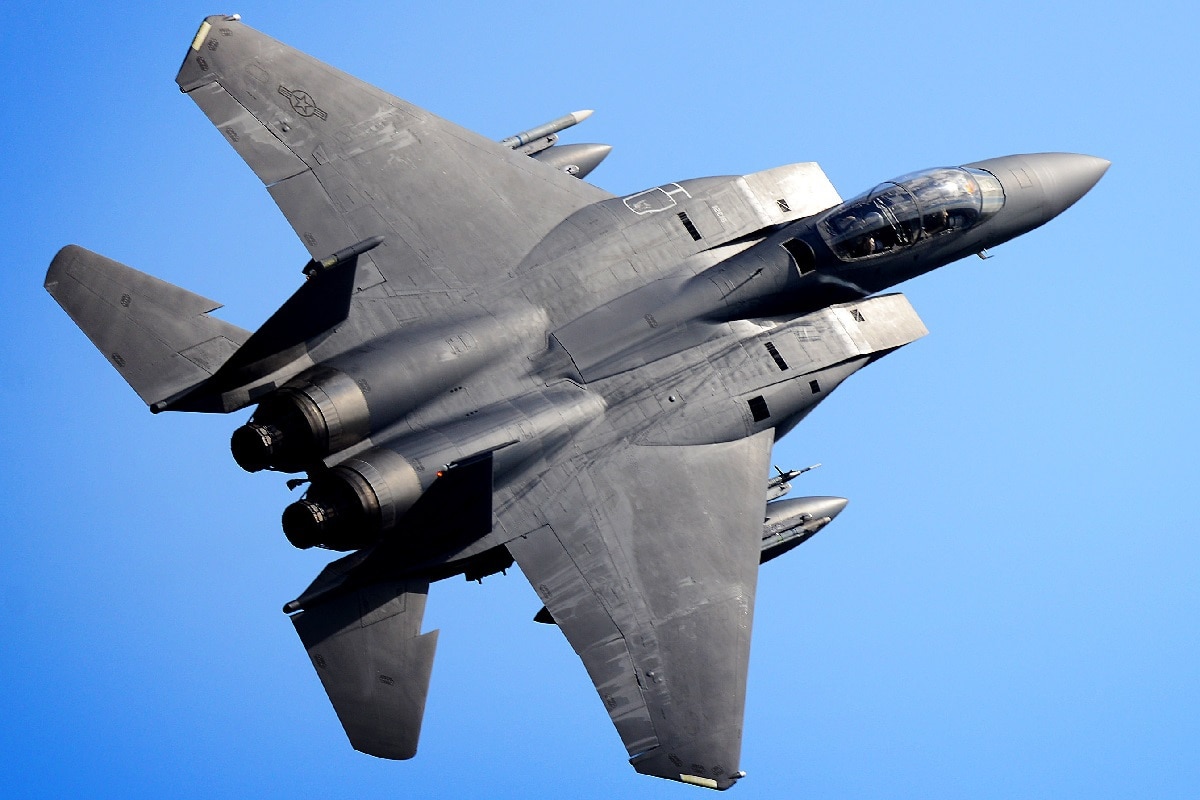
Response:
[43, 15, 1107, 791]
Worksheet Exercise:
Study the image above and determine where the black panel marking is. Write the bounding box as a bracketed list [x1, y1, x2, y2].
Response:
[764, 341, 789, 371]
[748, 395, 770, 422]
[677, 212, 703, 241]
[809, 379, 821, 394]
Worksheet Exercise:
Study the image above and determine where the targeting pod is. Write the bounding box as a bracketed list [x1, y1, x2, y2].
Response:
[532, 143, 612, 179]
[760, 496, 848, 564]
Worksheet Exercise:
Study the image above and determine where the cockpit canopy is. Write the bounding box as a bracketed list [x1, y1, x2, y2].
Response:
[818, 167, 1005, 261]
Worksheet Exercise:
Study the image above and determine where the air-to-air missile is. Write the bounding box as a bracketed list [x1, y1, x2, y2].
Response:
[500, 109, 594, 150]
[766, 463, 821, 501]
[500, 109, 612, 179]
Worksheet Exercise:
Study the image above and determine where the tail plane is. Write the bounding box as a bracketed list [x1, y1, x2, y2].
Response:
[45, 245, 250, 408]
[46, 243, 362, 414]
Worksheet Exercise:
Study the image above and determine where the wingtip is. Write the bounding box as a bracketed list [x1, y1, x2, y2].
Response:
[45, 244, 85, 292]
[631, 747, 746, 790]
[179, 14, 245, 91]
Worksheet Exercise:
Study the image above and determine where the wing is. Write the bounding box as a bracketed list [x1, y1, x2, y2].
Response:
[504, 431, 775, 790]
[176, 16, 610, 293]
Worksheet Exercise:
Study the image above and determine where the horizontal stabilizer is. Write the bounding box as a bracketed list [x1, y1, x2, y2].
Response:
[290, 579, 438, 760]
[45, 245, 249, 407]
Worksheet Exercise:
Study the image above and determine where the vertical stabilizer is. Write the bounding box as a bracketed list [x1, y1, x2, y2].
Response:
[289, 577, 439, 759]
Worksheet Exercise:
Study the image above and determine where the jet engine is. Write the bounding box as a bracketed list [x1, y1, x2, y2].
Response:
[230, 310, 546, 472]
[280, 386, 605, 551]
[281, 427, 505, 551]
[231, 364, 370, 473]
[282, 447, 425, 550]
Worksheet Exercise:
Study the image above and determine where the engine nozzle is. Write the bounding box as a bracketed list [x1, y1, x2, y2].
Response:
[229, 368, 374, 474]
[231, 421, 286, 472]
[282, 498, 340, 549]
[280, 449, 424, 551]
[281, 473, 375, 550]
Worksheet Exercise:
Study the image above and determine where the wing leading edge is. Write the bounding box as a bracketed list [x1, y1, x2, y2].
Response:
[505, 431, 775, 790]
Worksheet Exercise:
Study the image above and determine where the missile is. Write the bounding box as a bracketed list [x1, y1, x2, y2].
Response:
[301, 234, 385, 278]
[500, 109, 594, 154]
[766, 463, 821, 501]
[760, 495, 847, 564]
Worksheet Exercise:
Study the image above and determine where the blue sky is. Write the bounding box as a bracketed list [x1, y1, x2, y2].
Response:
[3, 2, 1198, 798]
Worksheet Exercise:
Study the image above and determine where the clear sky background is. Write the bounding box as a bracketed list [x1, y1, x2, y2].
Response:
[3, 2, 1197, 798]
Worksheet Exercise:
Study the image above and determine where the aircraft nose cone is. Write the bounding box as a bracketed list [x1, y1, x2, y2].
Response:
[1024, 152, 1110, 216]
[966, 152, 1109, 237]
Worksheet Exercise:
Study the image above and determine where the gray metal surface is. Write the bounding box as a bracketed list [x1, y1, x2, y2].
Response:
[46, 14, 1107, 791]
[507, 431, 774, 789]
[177, 19, 609, 293]
[291, 578, 438, 759]
[45, 245, 249, 407]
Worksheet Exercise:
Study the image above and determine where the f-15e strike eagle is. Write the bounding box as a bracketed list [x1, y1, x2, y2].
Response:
[44, 14, 1107, 790]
